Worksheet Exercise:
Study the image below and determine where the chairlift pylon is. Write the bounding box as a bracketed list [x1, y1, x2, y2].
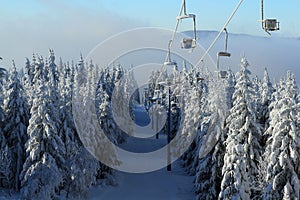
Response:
[259, 0, 280, 35]
[216, 28, 231, 79]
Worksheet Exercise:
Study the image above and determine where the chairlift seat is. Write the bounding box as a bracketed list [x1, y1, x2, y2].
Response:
[197, 77, 205, 82]
[181, 38, 196, 49]
[176, 14, 196, 20]
[263, 19, 280, 31]
[164, 61, 177, 66]
[219, 71, 228, 79]
[218, 52, 231, 57]
[171, 103, 177, 108]
[151, 96, 160, 102]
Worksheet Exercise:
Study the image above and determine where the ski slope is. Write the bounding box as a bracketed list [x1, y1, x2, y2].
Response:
[88, 105, 195, 200]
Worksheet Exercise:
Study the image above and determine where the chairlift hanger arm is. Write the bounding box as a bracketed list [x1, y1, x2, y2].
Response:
[197, 0, 244, 68]
[261, 0, 264, 24]
[164, 0, 185, 64]
[224, 28, 229, 52]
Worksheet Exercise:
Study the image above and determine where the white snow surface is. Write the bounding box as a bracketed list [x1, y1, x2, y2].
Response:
[88, 105, 195, 200]
[88, 157, 195, 200]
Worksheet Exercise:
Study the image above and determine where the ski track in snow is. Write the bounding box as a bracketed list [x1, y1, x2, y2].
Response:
[88, 105, 195, 200]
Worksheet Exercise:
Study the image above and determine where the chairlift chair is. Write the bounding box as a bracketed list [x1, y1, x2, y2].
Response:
[260, 0, 280, 35]
[262, 19, 280, 32]
[216, 28, 231, 79]
[177, 0, 197, 50]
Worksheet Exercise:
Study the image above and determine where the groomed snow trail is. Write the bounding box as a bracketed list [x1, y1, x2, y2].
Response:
[88, 105, 195, 200]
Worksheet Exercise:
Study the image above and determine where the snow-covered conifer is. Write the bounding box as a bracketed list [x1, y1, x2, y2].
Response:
[20, 78, 65, 199]
[263, 72, 300, 199]
[3, 62, 29, 190]
[195, 77, 227, 200]
[219, 56, 262, 199]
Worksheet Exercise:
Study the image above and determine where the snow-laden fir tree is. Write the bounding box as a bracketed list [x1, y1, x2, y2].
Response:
[252, 75, 263, 124]
[260, 68, 274, 130]
[179, 66, 209, 174]
[224, 68, 236, 109]
[219, 56, 262, 199]
[66, 147, 99, 199]
[95, 65, 134, 144]
[0, 145, 12, 192]
[0, 73, 7, 189]
[20, 76, 65, 199]
[3, 62, 29, 191]
[23, 58, 34, 107]
[32, 56, 44, 85]
[58, 61, 78, 158]
[262, 71, 300, 199]
[174, 76, 201, 166]
[73, 59, 119, 176]
[195, 76, 227, 200]
[57, 61, 82, 195]
[111, 68, 137, 139]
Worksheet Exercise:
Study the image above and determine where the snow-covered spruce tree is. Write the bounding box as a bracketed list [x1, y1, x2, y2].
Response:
[20, 77, 65, 199]
[57, 61, 82, 195]
[178, 66, 208, 174]
[260, 68, 274, 130]
[252, 75, 263, 124]
[96, 66, 126, 144]
[0, 78, 7, 189]
[195, 77, 228, 200]
[174, 76, 201, 169]
[48, 49, 60, 87]
[219, 57, 262, 199]
[111, 68, 137, 140]
[73, 58, 119, 187]
[3, 62, 29, 191]
[0, 145, 12, 192]
[58, 61, 79, 159]
[23, 58, 34, 107]
[32, 56, 45, 85]
[262, 72, 300, 199]
[58, 58, 106, 198]
[96, 69, 117, 141]
[225, 68, 236, 110]
[66, 147, 99, 199]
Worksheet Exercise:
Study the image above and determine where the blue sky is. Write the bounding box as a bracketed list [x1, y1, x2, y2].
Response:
[0, 0, 299, 72]
[2, 0, 299, 37]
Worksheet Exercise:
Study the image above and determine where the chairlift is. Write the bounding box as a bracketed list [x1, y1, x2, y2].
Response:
[177, 0, 197, 50]
[164, 40, 178, 67]
[216, 28, 231, 79]
[259, 0, 280, 35]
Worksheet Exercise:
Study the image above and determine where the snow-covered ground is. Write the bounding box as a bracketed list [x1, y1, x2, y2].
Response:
[89, 161, 195, 200]
[88, 135, 195, 200]
[88, 105, 195, 200]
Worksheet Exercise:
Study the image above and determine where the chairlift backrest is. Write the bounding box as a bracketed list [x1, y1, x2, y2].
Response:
[181, 38, 196, 49]
[219, 71, 228, 79]
[263, 19, 280, 31]
[176, 14, 195, 20]
[218, 52, 231, 57]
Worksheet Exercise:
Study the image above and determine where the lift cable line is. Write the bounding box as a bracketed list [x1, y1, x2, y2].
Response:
[196, 0, 244, 69]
